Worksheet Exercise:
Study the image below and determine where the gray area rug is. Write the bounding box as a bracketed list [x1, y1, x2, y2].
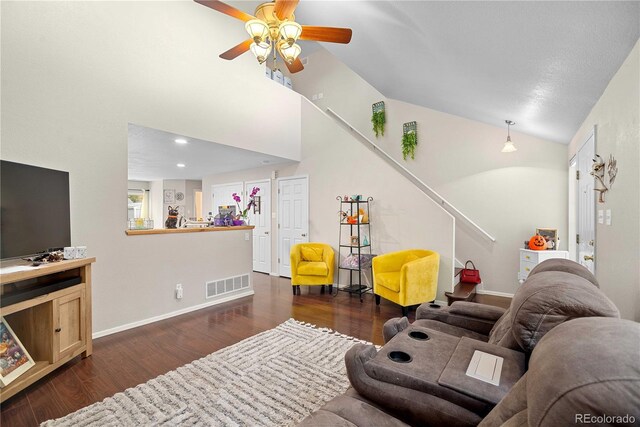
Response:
[42, 319, 368, 426]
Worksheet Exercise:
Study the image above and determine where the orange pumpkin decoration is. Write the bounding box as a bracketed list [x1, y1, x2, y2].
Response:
[529, 234, 547, 251]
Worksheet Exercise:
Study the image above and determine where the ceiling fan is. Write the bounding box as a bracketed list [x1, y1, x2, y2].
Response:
[195, 0, 352, 74]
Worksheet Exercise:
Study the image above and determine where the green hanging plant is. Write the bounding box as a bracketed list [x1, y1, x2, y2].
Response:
[402, 131, 417, 160]
[371, 110, 386, 137]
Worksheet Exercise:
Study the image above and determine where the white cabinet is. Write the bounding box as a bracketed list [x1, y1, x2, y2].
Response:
[519, 249, 569, 283]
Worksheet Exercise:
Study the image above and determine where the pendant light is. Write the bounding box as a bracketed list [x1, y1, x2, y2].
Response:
[502, 120, 517, 153]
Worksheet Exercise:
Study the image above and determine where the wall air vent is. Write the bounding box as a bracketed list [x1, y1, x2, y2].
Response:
[206, 274, 250, 299]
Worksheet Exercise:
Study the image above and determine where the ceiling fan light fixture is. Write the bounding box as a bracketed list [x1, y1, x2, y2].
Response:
[501, 120, 517, 153]
[278, 41, 301, 64]
[278, 21, 302, 47]
[245, 19, 270, 47]
[250, 42, 272, 64]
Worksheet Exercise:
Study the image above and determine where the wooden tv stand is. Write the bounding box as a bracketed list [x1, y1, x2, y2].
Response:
[0, 257, 95, 402]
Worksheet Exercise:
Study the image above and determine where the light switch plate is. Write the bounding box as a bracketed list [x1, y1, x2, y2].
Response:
[606, 209, 612, 225]
[598, 209, 604, 224]
[466, 351, 503, 386]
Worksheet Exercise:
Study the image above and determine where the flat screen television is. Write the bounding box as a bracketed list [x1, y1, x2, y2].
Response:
[1, 160, 71, 259]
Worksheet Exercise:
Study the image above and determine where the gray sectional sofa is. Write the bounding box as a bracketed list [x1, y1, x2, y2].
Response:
[299, 259, 640, 426]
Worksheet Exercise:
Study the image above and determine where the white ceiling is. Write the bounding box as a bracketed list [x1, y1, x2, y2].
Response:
[128, 124, 294, 181]
[131, 1, 638, 179]
[288, 1, 639, 143]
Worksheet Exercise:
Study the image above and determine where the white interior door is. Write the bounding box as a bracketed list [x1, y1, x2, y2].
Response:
[576, 130, 596, 274]
[278, 176, 309, 277]
[211, 182, 243, 217]
[245, 180, 271, 274]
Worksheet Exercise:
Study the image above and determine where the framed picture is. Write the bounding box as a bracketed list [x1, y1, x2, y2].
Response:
[536, 228, 558, 250]
[163, 189, 175, 204]
[0, 317, 35, 387]
[350, 235, 359, 246]
[253, 196, 261, 214]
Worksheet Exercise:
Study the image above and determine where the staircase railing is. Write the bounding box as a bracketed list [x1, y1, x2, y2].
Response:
[326, 108, 496, 243]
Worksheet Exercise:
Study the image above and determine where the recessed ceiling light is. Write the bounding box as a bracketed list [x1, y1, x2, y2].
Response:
[176, 163, 186, 168]
[174, 138, 188, 144]
[261, 159, 270, 164]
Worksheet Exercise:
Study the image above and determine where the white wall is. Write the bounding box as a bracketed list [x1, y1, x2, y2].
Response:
[203, 99, 456, 302]
[568, 40, 640, 321]
[292, 48, 568, 296]
[150, 180, 164, 228]
[1, 1, 299, 333]
[128, 180, 150, 191]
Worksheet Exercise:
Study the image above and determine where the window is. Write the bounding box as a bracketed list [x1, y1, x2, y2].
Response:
[128, 189, 149, 220]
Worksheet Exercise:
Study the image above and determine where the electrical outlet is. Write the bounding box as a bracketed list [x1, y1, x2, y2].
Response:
[245, 232, 250, 241]
[598, 209, 604, 224]
[175, 284, 183, 299]
[311, 94, 318, 100]
[605, 209, 612, 226]
[318, 92, 324, 99]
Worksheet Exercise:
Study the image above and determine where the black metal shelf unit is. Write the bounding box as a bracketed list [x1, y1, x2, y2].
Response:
[336, 196, 373, 301]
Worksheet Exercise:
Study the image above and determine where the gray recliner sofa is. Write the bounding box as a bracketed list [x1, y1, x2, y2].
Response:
[298, 260, 632, 427]
[300, 317, 640, 426]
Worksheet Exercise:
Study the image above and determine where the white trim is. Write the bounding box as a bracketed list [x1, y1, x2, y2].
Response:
[92, 289, 254, 339]
[434, 299, 448, 307]
[475, 289, 514, 298]
[270, 272, 279, 276]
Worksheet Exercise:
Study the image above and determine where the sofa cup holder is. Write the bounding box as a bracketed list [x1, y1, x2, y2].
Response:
[408, 331, 430, 341]
[429, 303, 441, 309]
[388, 351, 412, 363]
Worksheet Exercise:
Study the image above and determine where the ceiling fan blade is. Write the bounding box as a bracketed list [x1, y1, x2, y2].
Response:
[194, 0, 255, 22]
[284, 57, 304, 74]
[219, 39, 252, 60]
[274, 0, 299, 20]
[299, 26, 352, 44]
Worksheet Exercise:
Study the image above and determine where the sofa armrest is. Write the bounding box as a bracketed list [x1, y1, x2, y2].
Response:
[323, 246, 335, 279]
[416, 302, 504, 336]
[448, 302, 506, 321]
[399, 253, 440, 305]
[290, 247, 301, 277]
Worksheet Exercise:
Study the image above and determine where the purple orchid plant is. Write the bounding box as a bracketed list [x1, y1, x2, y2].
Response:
[232, 187, 260, 219]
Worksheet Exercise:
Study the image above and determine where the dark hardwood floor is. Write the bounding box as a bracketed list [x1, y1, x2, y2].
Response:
[1, 273, 415, 426]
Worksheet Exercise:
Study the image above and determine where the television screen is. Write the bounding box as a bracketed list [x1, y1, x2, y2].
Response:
[1, 160, 71, 259]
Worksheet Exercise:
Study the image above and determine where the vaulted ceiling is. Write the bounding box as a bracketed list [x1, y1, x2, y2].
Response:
[285, 1, 639, 143]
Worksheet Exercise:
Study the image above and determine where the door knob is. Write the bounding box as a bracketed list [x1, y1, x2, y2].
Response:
[55, 327, 62, 333]
[264, 231, 269, 235]
[302, 233, 307, 237]
[584, 255, 594, 261]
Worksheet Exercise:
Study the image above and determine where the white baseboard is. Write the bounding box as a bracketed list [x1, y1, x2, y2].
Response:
[93, 289, 255, 339]
[270, 272, 279, 277]
[475, 289, 514, 298]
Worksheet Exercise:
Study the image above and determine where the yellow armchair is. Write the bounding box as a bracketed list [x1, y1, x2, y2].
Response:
[290, 243, 335, 295]
[372, 249, 439, 316]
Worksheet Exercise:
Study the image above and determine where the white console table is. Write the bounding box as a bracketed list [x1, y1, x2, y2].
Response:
[519, 249, 569, 283]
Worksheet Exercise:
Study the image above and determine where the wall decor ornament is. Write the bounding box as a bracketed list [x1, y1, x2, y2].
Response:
[163, 189, 175, 204]
[591, 153, 618, 204]
[607, 154, 618, 187]
[371, 101, 386, 137]
[402, 121, 418, 160]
